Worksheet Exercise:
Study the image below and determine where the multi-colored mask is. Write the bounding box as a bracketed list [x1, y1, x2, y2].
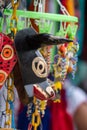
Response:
[14, 27, 72, 102]
[0, 33, 17, 88]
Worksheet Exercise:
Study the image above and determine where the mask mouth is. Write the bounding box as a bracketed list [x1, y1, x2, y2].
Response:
[24, 79, 55, 101]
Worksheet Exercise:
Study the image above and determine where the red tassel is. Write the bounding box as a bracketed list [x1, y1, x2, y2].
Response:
[28, 123, 32, 130]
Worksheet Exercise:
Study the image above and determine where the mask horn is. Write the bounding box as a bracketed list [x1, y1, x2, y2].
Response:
[14, 27, 73, 51]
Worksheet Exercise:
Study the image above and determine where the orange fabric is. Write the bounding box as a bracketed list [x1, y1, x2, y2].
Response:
[61, 0, 75, 16]
[66, 0, 75, 15]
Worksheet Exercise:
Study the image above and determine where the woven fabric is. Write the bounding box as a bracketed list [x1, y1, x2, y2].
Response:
[0, 33, 17, 88]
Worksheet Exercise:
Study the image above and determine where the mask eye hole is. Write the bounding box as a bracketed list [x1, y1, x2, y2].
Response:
[37, 61, 45, 73]
[1, 45, 14, 60]
[0, 70, 7, 86]
[32, 57, 48, 78]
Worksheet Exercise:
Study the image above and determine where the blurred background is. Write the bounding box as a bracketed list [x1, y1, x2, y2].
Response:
[0, 0, 87, 130]
[32, 0, 87, 94]
[16, 1, 87, 130]
[22, 0, 87, 90]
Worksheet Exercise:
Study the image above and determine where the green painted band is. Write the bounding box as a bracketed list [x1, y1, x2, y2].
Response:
[4, 9, 78, 23]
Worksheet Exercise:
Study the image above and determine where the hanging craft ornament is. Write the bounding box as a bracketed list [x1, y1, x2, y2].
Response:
[0, 33, 17, 88]
[5, 74, 15, 129]
[14, 0, 78, 129]
[14, 27, 72, 96]
[10, 0, 20, 37]
[0, 0, 79, 130]
[14, 26, 72, 130]
[53, 42, 79, 82]
[0, 0, 19, 129]
[3, 1, 78, 34]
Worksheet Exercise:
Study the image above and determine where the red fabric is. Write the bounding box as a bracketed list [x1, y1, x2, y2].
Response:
[50, 89, 74, 130]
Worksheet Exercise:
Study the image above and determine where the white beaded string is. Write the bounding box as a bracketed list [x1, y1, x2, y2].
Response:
[56, 0, 70, 15]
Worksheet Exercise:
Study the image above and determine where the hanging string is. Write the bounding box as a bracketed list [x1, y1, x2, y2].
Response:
[34, 0, 46, 12]
[42, 0, 46, 12]
[10, 0, 20, 37]
[8, 1, 19, 127]
[0, 0, 5, 16]
[38, 0, 42, 12]
[6, 0, 17, 9]
[56, 0, 70, 15]
[5, 74, 15, 129]
[34, 0, 38, 11]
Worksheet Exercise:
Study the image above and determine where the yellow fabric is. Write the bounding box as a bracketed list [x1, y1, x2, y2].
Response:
[66, 0, 75, 16]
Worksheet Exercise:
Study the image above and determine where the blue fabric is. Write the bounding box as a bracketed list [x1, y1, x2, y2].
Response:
[17, 106, 50, 130]
[10, 103, 15, 129]
[0, 12, 3, 17]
